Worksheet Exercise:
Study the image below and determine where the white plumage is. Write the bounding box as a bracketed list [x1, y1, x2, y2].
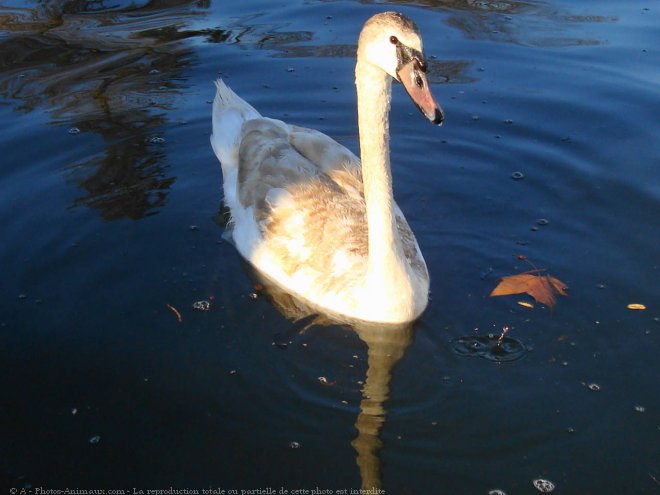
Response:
[211, 12, 443, 323]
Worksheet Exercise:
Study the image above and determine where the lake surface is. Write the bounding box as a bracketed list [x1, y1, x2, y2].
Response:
[1, 0, 658, 493]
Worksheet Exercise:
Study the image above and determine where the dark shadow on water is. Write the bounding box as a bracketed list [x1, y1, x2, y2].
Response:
[322, 0, 613, 47]
[0, 0, 215, 220]
[0, 0, 481, 221]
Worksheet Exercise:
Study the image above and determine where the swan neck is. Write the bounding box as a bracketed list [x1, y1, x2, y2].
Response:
[355, 60, 406, 284]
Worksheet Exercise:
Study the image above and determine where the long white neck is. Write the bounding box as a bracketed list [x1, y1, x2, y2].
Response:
[355, 59, 410, 295]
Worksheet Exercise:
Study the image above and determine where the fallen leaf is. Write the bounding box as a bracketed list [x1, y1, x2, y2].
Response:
[517, 301, 534, 308]
[490, 273, 538, 297]
[548, 276, 568, 296]
[490, 270, 567, 308]
[627, 303, 646, 310]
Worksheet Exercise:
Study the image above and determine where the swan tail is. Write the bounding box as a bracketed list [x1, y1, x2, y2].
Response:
[211, 79, 261, 174]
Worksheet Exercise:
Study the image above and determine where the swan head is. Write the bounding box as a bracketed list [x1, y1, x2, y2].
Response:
[358, 12, 444, 125]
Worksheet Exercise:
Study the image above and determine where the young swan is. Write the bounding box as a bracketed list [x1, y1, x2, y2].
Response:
[211, 12, 443, 324]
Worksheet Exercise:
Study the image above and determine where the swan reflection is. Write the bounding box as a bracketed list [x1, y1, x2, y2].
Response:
[249, 270, 414, 491]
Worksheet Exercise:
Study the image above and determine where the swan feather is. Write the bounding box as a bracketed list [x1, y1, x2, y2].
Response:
[212, 84, 427, 316]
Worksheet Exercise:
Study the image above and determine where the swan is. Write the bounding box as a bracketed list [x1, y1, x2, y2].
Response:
[211, 12, 444, 324]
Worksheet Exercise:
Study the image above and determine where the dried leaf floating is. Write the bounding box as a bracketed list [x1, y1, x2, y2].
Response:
[627, 303, 646, 311]
[490, 269, 567, 308]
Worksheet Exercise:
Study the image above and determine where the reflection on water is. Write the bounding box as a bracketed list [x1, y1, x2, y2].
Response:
[254, 272, 414, 491]
[351, 323, 412, 491]
[351, 0, 611, 46]
[0, 0, 210, 219]
[65, 137, 174, 220]
[0, 0, 604, 220]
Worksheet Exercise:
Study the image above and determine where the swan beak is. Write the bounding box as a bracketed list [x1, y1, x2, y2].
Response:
[397, 61, 445, 126]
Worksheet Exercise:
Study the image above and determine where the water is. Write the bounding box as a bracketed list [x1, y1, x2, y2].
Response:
[1, 0, 658, 493]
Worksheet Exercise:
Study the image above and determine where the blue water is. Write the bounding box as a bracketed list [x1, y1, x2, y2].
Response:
[1, 0, 658, 493]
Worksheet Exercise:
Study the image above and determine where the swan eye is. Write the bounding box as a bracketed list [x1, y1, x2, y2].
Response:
[415, 74, 424, 88]
[390, 35, 398, 44]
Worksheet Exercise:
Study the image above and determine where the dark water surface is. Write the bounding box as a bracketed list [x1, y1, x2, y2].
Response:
[1, 0, 658, 493]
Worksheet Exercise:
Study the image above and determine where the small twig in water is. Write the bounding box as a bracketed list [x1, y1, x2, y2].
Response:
[166, 303, 183, 323]
[497, 326, 510, 345]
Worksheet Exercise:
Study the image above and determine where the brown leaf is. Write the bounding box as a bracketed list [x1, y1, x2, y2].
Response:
[489, 273, 538, 297]
[526, 275, 556, 307]
[490, 270, 568, 308]
[548, 275, 568, 296]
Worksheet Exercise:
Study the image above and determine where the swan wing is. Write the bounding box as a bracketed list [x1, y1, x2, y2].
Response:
[236, 118, 363, 221]
[232, 117, 427, 314]
[233, 117, 368, 295]
[394, 206, 429, 282]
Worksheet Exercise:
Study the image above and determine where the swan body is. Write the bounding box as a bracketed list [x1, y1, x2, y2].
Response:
[211, 12, 443, 323]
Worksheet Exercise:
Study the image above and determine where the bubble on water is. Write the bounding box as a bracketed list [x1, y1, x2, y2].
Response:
[635, 405, 646, 413]
[488, 490, 506, 495]
[450, 335, 526, 362]
[532, 479, 555, 493]
[147, 136, 166, 144]
[511, 171, 525, 180]
[587, 383, 601, 392]
[289, 441, 301, 449]
[149, 69, 160, 75]
[68, 127, 80, 135]
[536, 218, 549, 226]
[88, 435, 101, 445]
[192, 300, 211, 311]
